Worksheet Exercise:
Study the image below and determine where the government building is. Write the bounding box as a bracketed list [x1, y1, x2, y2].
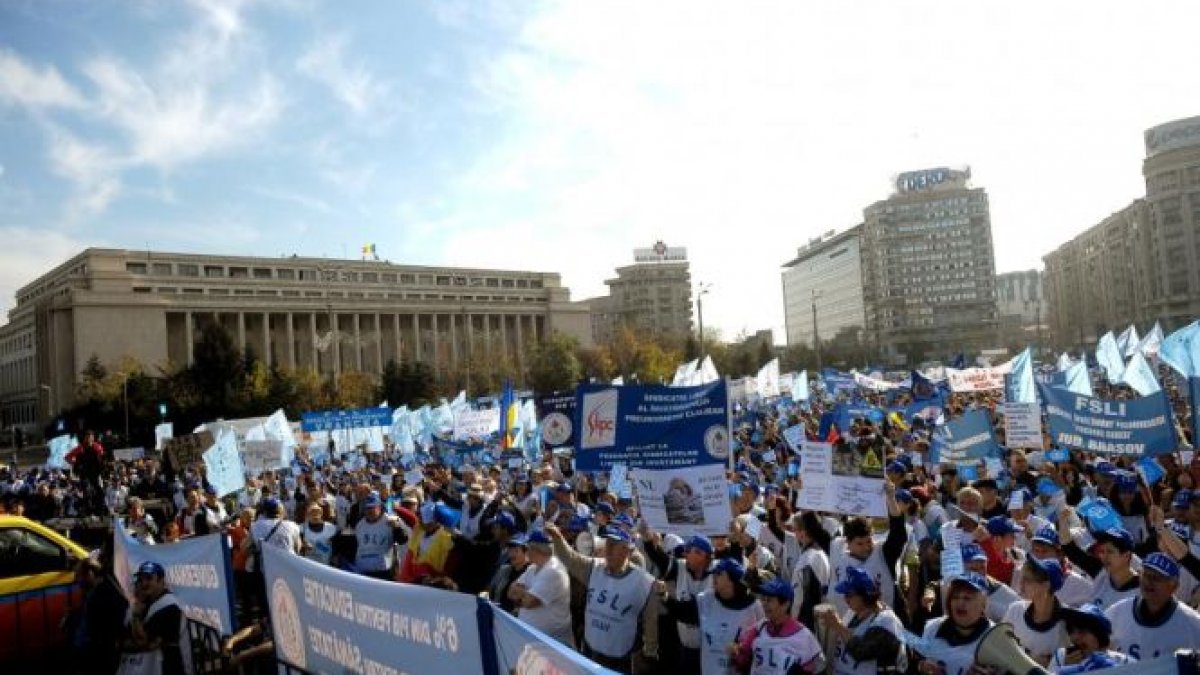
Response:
[584, 242, 693, 345]
[0, 249, 592, 430]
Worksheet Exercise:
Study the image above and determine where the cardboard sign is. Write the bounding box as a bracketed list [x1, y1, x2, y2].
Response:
[163, 431, 214, 471]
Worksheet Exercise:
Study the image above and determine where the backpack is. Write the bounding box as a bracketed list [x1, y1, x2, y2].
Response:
[248, 520, 284, 574]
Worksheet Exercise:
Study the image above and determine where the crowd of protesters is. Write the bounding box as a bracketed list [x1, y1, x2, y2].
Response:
[4, 366, 1200, 675]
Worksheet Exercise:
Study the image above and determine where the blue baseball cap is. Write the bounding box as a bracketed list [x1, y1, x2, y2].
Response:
[492, 511, 517, 531]
[555, 482, 573, 493]
[603, 528, 634, 546]
[685, 535, 714, 555]
[527, 530, 553, 546]
[1031, 526, 1059, 546]
[713, 557, 746, 583]
[986, 516, 1020, 537]
[895, 489, 914, 504]
[757, 577, 794, 603]
[1095, 527, 1134, 552]
[1025, 557, 1064, 592]
[364, 492, 383, 508]
[1115, 472, 1138, 493]
[948, 572, 988, 593]
[506, 533, 529, 548]
[1096, 461, 1118, 477]
[568, 515, 590, 532]
[135, 561, 165, 579]
[834, 566, 879, 597]
[1173, 490, 1193, 509]
[1062, 603, 1112, 638]
[261, 496, 282, 514]
[961, 543, 988, 562]
[595, 502, 616, 516]
[1144, 552, 1180, 579]
[886, 461, 907, 475]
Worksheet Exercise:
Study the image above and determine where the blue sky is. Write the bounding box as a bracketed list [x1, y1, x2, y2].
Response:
[2, 0, 1199, 342]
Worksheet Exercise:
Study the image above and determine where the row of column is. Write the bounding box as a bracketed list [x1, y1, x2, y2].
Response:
[174, 311, 544, 375]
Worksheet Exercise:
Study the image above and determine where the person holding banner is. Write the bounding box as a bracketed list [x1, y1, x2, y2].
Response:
[121, 561, 192, 675]
[354, 492, 405, 580]
[545, 523, 659, 674]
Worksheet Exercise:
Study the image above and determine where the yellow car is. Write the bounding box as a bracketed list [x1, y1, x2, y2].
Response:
[0, 515, 90, 663]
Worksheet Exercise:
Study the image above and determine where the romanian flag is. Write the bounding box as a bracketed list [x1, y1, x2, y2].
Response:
[362, 243, 376, 259]
[499, 380, 519, 450]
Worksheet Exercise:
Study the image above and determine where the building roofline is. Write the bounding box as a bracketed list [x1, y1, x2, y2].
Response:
[782, 224, 862, 268]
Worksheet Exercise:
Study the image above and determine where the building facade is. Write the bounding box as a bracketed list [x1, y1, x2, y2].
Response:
[781, 225, 866, 348]
[995, 269, 1048, 348]
[1142, 115, 1200, 327]
[1043, 201, 1151, 349]
[860, 167, 999, 365]
[1043, 114, 1200, 348]
[0, 249, 591, 430]
[588, 242, 693, 344]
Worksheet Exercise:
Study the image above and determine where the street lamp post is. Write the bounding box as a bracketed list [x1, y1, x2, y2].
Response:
[40, 384, 53, 427]
[696, 283, 711, 361]
[812, 289, 823, 373]
[122, 373, 130, 445]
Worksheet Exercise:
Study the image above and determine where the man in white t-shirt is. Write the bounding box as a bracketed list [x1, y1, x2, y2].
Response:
[1106, 553, 1200, 662]
[245, 497, 302, 570]
[510, 530, 574, 647]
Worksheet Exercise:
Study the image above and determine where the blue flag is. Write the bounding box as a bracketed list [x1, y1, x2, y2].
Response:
[1120, 352, 1161, 396]
[1160, 321, 1200, 378]
[1004, 347, 1036, 404]
[1096, 331, 1125, 383]
[1039, 384, 1176, 456]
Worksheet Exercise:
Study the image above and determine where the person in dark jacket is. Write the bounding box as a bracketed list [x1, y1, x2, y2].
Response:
[68, 557, 129, 675]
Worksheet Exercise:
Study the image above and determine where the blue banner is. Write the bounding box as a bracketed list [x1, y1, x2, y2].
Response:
[834, 403, 885, 434]
[573, 380, 730, 471]
[113, 523, 235, 634]
[1039, 385, 1177, 456]
[261, 546, 483, 675]
[535, 391, 577, 449]
[491, 604, 617, 675]
[302, 407, 394, 432]
[931, 409, 999, 464]
[822, 370, 857, 395]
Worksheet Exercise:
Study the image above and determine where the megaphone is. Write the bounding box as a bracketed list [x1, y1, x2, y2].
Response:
[975, 623, 1050, 675]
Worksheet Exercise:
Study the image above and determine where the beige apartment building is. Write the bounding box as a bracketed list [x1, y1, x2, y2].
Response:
[0, 248, 591, 430]
[1043, 114, 1200, 348]
[585, 242, 693, 345]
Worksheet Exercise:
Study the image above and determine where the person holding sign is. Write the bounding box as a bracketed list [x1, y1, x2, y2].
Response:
[827, 480, 905, 616]
[820, 566, 907, 675]
[544, 523, 659, 674]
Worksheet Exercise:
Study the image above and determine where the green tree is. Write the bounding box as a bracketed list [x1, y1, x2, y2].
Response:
[756, 340, 774, 370]
[526, 332, 583, 393]
[189, 321, 245, 416]
[378, 359, 405, 406]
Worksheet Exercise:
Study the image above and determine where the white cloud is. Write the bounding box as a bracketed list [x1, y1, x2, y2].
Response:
[297, 34, 388, 115]
[0, 49, 86, 109]
[0, 227, 99, 317]
[45, 125, 123, 217]
[427, 0, 1200, 341]
[84, 57, 282, 169]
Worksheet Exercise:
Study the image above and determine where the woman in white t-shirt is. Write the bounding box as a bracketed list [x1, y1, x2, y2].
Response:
[300, 502, 338, 565]
[1002, 557, 1069, 666]
[510, 531, 574, 647]
[820, 566, 907, 675]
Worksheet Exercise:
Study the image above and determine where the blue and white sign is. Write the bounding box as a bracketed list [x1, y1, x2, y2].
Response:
[113, 522, 235, 633]
[301, 407, 393, 432]
[47, 434, 76, 469]
[262, 546, 482, 675]
[536, 391, 577, 449]
[833, 404, 886, 435]
[1039, 385, 1176, 456]
[931, 410, 999, 464]
[492, 607, 615, 674]
[573, 380, 730, 472]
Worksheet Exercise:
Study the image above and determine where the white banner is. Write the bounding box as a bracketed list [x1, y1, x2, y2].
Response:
[946, 363, 1012, 392]
[756, 358, 781, 398]
[634, 464, 733, 538]
[795, 441, 885, 518]
[452, 408, 499, 441]
[852, 371, 899, 391]
[113, 447, 145, 462]
[1001, 402, 1044, 449]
